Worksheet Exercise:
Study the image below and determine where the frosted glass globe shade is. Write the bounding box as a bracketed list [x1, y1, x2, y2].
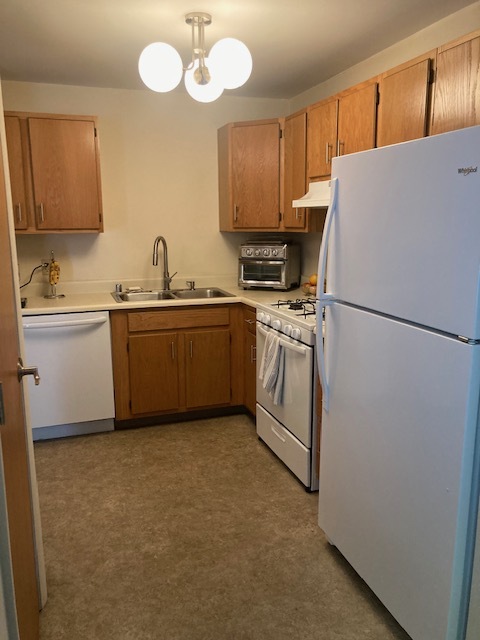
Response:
[209, 38, 252, 89]
[184, 58, 224, 103]
[138, 42, 183, 92]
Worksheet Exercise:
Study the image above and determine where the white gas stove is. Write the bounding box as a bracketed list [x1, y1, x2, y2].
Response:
[255, 297, 319, 491]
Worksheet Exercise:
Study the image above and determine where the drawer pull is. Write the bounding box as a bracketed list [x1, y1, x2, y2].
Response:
[271, 426, 286, 443]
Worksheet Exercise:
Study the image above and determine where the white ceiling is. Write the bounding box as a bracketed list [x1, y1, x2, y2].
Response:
[0, 0, 476, 99]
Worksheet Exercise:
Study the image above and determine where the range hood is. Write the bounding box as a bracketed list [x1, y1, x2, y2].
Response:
[292, 180, 331, 208]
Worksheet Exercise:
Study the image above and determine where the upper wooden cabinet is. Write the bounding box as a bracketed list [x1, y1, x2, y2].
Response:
[377, 53, 434, 147]
[283, 111, 307, 230]
[4, 116, 29, 230]
[431, 32, 480, 135]
[4, 111, 103, 233]
[307, 82, 377, 181]
[218, 119, 281, 231]
[306, 99, 337, 181]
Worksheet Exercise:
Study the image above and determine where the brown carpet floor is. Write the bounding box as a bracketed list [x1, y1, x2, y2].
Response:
[34, 415, 411, 640]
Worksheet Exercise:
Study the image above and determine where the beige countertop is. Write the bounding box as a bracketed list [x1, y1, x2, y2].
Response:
[21, 284, 312, 316]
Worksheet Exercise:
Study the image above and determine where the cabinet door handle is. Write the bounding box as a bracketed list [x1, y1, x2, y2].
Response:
[38, 202, 45, 223]
[251, 345, 256, 363]
[244, 318, 255, 325]
[337, 140, 345, 157]
[325, 142, 333, 164]
[171, 341, 175, 360]
[233, 204, 238, 222]
[15, 203, 22, 223]
[189, 340, 193, 358]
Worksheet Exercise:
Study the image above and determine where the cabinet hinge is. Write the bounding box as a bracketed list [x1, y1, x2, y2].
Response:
[428, 67, 436, 85]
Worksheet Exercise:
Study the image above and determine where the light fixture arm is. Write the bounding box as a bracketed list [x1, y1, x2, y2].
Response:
[184, 12, 211, 84]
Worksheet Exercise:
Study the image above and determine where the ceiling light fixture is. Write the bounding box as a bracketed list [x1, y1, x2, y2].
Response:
[138, 12, 252, 103]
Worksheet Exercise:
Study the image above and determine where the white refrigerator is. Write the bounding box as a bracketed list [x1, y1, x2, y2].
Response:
[316, 126, 480, 640]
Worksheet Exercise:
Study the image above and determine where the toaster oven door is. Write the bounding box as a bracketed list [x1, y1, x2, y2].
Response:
[239, 259, 286, 288]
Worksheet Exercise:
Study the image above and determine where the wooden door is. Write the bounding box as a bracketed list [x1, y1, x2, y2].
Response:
[4, 116, 28, 230]
[185, 329, 231, 409]
[283, 112, 307, 229]
[377, 58, 432, 146]
[307, 99, 337, 180]
[231, 123, 280, 229]
[28, 117, 101, 231]
[337, 83, 378, 156]
[128, 333, 179, 414]
[0, 128, 39, 637]
[431, 34, 480, 135]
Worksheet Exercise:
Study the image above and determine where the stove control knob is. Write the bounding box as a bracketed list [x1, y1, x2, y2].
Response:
[272, 319, 282, 330]
[263, 314, 271, 326]
[257, 312, 264, 323]
[291, 328, 301, 340]
[254, 249, 261, 256]
[263, 248, 270, 257]
[283, 324, 293, 336]
[245, 248, 253, 257]
[272, 249, 278, 257]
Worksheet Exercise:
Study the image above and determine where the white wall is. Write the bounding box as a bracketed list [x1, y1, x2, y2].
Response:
[3, 82, 287, 293]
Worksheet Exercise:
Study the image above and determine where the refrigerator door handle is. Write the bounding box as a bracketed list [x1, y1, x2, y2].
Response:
[317, 177, 338, 304]
[316, 177, 338, 413]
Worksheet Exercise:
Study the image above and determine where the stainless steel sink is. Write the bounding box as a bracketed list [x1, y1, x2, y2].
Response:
[111, 287, 234, 303]
[171, 287, 234, 299]
[111, 290, 176, 302]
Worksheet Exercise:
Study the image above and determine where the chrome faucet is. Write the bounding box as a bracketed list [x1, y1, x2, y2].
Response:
[152, 235, 176, 290]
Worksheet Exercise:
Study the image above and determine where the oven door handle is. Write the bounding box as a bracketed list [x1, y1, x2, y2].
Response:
[257, 324, 307, 355]
[239, 259, 284, 265]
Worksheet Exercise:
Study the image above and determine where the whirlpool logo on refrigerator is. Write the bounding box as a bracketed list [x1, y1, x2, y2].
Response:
[458, 166, 478, 175]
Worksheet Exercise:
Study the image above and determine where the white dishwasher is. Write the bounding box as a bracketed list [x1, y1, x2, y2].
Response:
[22, 311, 115, 440]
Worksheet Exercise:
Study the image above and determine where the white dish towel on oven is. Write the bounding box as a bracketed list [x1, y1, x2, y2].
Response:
[259, 332, 285, 405]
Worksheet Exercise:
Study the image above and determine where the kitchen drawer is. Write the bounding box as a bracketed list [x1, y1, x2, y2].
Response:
[128, 307, 230, 332]
[256, 405, 310, 486]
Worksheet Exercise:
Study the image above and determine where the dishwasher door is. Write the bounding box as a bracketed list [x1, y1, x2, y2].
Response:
[22, 311, 115, 439]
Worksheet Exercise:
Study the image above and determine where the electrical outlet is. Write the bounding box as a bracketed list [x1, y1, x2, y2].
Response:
[41, 259, 49, 273]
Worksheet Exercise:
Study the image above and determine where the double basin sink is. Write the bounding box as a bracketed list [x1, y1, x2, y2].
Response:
[112, 287, 235, 303]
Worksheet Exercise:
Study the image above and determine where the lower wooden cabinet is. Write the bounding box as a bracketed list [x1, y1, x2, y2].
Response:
[110, 305, 243, 422]
[243, 306, 257, 415]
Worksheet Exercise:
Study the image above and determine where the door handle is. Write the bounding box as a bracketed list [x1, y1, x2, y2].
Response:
[17, 357, 40, 386]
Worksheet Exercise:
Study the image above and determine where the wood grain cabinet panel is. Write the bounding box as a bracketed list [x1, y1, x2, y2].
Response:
[4, 116, 29, 229]
[218, 120, 281, 231]
[431, 34, 480, 135]
[337, 83, 378, 156]
[28, 117, 102, 231]
[283, 111, 307, 230]
[243, 307, 257, 416]
[307, 99, 337, 181]
[128, 332, 180, 415]
[185, 329, 231, 409]
[4, 111, 103, 233]
[377, 57, 432, 147]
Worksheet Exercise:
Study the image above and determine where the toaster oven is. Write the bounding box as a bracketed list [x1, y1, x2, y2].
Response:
[238, 240, 300, 290]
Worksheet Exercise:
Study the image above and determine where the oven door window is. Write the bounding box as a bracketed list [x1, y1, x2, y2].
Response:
[241, 261, 284, 283]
